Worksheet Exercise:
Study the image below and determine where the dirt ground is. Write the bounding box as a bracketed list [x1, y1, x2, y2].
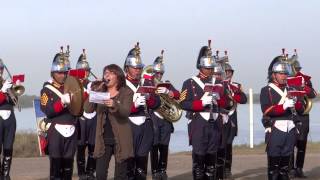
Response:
[10, 152, 320, 180]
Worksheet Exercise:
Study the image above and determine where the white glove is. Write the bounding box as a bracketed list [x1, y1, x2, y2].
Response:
[283, 98, 295, 110]
[61, 93, 71, 105]
[86, 82, 92, 94]
[1, 80, 12, 93]
[134, 95, 146, 108]
[202, 95, 213, 107]
[156, 87, 170, 94]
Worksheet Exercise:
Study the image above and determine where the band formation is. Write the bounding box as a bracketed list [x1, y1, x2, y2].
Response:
[0, 40, 316, 180]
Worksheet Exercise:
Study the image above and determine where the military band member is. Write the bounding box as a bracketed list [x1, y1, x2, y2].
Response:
[0, 59, 20, 180]
[289, 53, 316, 178]
[223, 63, 247, 178]
[260, 56, 305, 180]
[180, 42, 232, 180]
[40, 51, 77, 180]
[149, 51, 180, 180]
[124, 43, 161, 180]
[75, 50, 97, 180]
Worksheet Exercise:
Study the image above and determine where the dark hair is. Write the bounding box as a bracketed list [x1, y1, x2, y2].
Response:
[103, 64, 126, 90]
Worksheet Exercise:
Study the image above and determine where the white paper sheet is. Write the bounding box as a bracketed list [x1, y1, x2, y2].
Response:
[89, 91, 110, 104]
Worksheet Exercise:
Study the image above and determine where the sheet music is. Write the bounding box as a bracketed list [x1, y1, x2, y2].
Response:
[89, 91, 110, 104]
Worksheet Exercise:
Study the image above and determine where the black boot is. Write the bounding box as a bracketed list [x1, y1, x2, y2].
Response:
[158, 145, 169, 180]
[279, 156, 290, 180]
[126, 157, 135, 180]
[224, 144, 232, 178]
[205, 153, 216, 180]
[62, 158, 74, 180]
[288, 153, 295, 178]
[135, 156, 148, 180]
[192, 153, 205, 180]
[50, 158, 63, 180]
[295, 140, 307, 178]
[216, 148, 225, 179]
[2, 149, 13, 180]
[86, 144, 96, 180]
[267, 156, 280, 180]
[150, 145, 161, 180]
[76, 145, 86, 180]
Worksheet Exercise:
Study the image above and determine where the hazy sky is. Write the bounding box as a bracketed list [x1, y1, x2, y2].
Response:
[1, 0, 320, 95]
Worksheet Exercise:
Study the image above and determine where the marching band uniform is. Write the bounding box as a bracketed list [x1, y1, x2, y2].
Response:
[0, 59, 19, 180]
[124, 44, 161, 180]
[149, 53, 180, 180]
[180, 44, 230, 180]
[40, 52, 77, 180]
[289, 58, 316, 178]
[260, 57, 305, 180]
[223, 63, 247, 178]
[75, 51, 97, 180]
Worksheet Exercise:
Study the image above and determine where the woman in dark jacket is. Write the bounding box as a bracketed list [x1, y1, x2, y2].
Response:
[84, 64, 134, 180]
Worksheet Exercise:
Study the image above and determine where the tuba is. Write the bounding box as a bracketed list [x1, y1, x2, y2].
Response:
[283, 48, 312, 115]
[142, 65, 183, 123]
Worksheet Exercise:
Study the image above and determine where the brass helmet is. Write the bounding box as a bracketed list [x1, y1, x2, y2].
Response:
[51, 47, 69, 73]
[124, 42, 144, 70]
[224, 63, 234, 72]
[76, 49, 91, 71]
[197, 40, 215, 69]
[268, 55, 289, 77]
[153, 50, 165, 73]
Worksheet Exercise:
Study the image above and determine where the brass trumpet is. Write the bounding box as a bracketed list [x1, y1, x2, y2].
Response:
[1, 65, 25, 111]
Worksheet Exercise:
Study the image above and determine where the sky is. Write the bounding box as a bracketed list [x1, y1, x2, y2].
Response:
[1, 0, 320, 95]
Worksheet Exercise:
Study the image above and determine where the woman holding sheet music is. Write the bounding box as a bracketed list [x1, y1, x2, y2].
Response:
[84, 64, 134, 180]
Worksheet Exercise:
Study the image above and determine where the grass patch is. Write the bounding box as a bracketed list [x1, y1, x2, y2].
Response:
[13, 132, 40, 157]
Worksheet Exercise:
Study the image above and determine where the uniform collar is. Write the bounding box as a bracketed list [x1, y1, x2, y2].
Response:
[197, 72, 210, 80]
[126, 75, 139, 83]
[52, 80, 63, 89]
[272, 81, 286, 88]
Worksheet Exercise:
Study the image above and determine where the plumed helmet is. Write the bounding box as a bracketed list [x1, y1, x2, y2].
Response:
[76, 49, 91, 71]
[268, 55, 289, 78]
[51, 47, 70, 72]
[197, 40, 215, 69]
[124, 42, 144, 70]
[224, 63, 234, 72]
[153, 50, 165, 73]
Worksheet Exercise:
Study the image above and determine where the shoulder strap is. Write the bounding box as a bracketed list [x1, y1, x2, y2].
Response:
[44, 84, 64, 99]
[126, 79, 138, 92]
[191, 76, 205, 90]
[268, 83, 287, 105]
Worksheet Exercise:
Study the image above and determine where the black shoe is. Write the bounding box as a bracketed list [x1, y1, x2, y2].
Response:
[295, 168, 307, 178]
[158, 170, 168, 180]
[225, 167, 232, 178]
[152, 171, 162, 180]
[79, 174, 87, 180]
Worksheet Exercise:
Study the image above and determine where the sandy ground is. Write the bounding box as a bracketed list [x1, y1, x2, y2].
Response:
[10, 152, 320, 180]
